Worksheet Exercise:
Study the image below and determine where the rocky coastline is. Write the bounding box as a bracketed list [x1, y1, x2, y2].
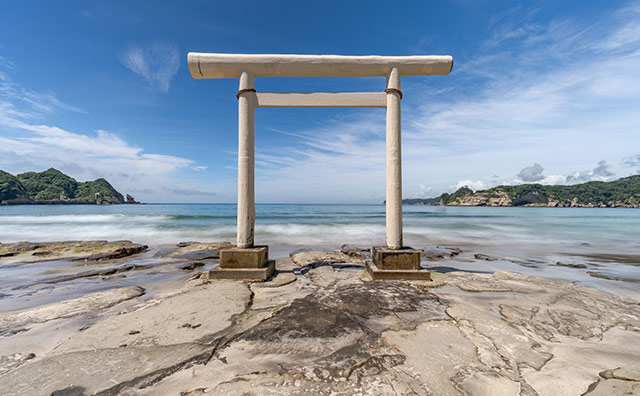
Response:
[1, 240, 639, 395]
[441, 190, 640, 208]
[404, 175, 640, 208]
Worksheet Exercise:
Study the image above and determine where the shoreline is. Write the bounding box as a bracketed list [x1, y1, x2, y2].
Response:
[0, 241, 638, 395]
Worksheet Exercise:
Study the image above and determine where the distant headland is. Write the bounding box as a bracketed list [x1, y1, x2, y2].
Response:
[404, 175, 640, 208]
[0, 168, 139, 205]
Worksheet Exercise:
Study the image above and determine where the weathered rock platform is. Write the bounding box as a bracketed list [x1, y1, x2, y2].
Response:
[0, 240, 148, 264]
[0, 249, 639, 395]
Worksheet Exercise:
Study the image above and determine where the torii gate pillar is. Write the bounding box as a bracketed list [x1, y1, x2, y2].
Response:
[188, 53, 453, 281]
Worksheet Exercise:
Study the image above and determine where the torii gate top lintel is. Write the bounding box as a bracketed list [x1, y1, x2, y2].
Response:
[188, 52, 453, 277]
[187, 53, 453, 79]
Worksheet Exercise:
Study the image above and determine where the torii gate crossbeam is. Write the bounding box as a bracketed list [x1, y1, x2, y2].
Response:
[188, 53, 453, 281]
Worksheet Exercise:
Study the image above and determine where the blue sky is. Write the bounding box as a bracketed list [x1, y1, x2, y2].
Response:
[1, 1, 639, 203]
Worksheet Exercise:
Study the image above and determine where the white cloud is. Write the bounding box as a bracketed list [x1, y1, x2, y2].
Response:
[0, 56, 210, 202]
[623, 154, 640, 174]
[451, 180, 486, 192]
[517, 163, 545, 182]
[121, 42, 180, 92]
[0, 60, 86, 116]
[566, 160, 615, 183]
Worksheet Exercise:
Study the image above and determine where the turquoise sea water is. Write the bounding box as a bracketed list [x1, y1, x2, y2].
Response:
[1, 204, 639, 300]
[1, 204, 639, 252]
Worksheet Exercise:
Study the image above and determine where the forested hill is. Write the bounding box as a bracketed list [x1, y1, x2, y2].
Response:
[404, 175, 640, 208]
[0, 168, 138, 205]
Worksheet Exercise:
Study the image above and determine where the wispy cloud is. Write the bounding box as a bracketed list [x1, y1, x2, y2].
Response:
[566, 160, 614, 183]
[0, 57, 86, 116]
[451, 180, 487, 191]
[120, 42, 180, 92]
[0, 56, 209, 202]
[623, 154, 640, 174]
[162, 187, 217, 197]
[247, 1, 640, 202]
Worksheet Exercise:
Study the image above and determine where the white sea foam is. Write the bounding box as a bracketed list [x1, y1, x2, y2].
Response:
[1, 205, 639, 255]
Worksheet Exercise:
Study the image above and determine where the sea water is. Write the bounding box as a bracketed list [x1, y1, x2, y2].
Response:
[1, 204, 638, 251]
[1, 204, 639, 297]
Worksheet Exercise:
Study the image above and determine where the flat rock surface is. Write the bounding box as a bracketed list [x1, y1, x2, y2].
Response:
[55, 281, 250, 352]
[1, 250, 639, 396]
[152, 242, 232, 260]
[290, 250, 365, 267]
[0, 240, 148, 265]
[0, 286, 145, 337]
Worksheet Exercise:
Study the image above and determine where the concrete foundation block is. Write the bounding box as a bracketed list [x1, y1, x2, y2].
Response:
[372, 246, 421, 270]
[365, 261, 431, 281]
[209, 260, 275, 281]
[220, 246, 268, 269]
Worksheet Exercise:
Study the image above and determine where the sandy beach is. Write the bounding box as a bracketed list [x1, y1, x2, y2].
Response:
[1, 240, 639, 396]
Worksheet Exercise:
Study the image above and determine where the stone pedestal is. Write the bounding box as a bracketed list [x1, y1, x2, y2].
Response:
[210, 246, 274, 281]
[366, 246, 430, 281]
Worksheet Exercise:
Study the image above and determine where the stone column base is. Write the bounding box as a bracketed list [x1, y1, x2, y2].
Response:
[210, 260, 275, 281]
[367, 246, 430, 281]
[210, 246, 274, 281]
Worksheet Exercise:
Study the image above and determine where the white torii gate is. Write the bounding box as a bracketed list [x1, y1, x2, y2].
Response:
[188, 53, 453, 280]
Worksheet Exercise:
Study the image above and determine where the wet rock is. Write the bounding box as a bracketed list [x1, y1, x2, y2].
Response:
[180, 262, 205, 271]
[555, 261, 588, 269]
[572, 253, 640, 265]
[340, 244, 370, 257]
[8, 242, 44, 251]
[153, 248, 175, 258]
[587, 271, 640, 282]
[422, 246, 462, 260]
[0, 240, 148, 265]
[71, 244, 148, 261]
[475, 253, 499, 261]
[17, 264, 149, 288]
[440, 245, 462, 254]
[50, 386, 85, 396]
[177, 241, 199, 248]
[156, 242, 232, 260]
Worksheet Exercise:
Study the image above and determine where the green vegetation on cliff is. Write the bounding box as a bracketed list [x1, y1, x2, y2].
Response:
[483, 175, 640, 207]
[403, 175, 640, 207]
[76, 178, 124, 203]
[0, 170, 30, 201]
[0, 168, 127, 204]
[17, 168, 79, 201]
[439, 186, 474, 205]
